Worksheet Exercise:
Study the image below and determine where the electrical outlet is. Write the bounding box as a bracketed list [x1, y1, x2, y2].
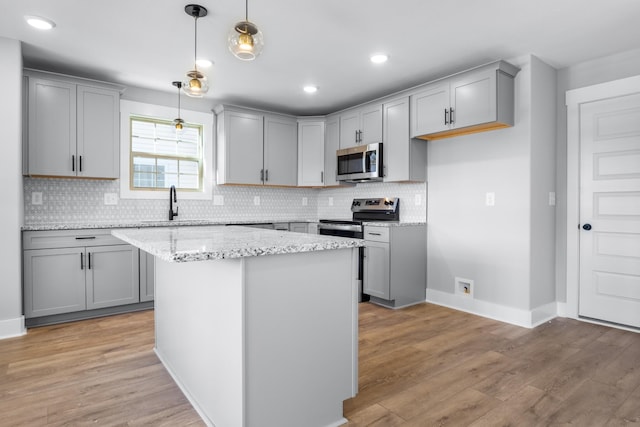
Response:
[253, 196, 260, 206]
[104, 193, 118, 205]
[548, 192, 556, 206]
[31, 192, 43, 205]
[302, 197, 308, 206]
[414, 194, 422, 206]
[485, 192, 495, 207]
[213, 195, 224, 206]
[328, 197, 334, 206]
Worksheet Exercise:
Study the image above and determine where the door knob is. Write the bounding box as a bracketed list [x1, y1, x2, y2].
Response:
[582, 224, 592, 231]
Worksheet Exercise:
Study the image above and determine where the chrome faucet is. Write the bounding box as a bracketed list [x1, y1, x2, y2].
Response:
[169, 185, 179, 220]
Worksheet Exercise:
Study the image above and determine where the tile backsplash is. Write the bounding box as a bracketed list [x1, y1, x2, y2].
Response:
[23, 178, 426, 225]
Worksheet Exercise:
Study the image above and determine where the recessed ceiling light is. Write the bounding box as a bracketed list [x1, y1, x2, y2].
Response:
[303, 85, 318, 94]
[370, 54, 388, 64]
[25, 15, 56, 30]
[195, 58, 213, 68]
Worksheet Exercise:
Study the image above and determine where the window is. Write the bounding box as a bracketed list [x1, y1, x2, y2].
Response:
[119, 100, 212, 201]
[130, 116, 203, 191]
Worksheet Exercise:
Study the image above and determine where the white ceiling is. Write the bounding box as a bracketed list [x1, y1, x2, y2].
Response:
[1, 0, 639, 115]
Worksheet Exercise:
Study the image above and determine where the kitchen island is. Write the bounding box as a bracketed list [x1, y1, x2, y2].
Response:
[111, 225, 363, 427]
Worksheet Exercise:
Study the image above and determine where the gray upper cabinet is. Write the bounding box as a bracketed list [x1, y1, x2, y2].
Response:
[323, 115, 340, 187]
[216, 107, 264, 185]
[216, 105, 297, 186]
[264, 114, 298, 186]
[410, 60, 519, 141]
[76, 86, 120, 178]
[383, 96, 427, 182]
[24, 70, 121, 178]
[297, 119, 325, 187]
[339, 103, 383, 148]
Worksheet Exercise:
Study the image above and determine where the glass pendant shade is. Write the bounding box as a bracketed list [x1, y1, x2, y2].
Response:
[228, 20, 264, 61]
[172, 81, 185, 130]
[183, 70, 209, 98]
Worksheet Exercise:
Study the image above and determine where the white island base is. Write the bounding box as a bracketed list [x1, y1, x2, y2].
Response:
[154, 248, 359, 427]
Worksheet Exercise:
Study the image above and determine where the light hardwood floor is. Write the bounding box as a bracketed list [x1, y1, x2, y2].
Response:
[1, 303, 639, 426]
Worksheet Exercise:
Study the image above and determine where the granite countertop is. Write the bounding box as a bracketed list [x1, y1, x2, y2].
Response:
[22, 219, 318, 231]
[362, 221, 425, 227]
[111, 225, 364, 263]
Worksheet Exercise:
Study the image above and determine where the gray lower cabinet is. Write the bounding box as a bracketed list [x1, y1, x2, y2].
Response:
[289, 222, 309, 233]
[23, 229, 144, 321]
[139, 250, 155, 302]
[363, 225, 427, 308]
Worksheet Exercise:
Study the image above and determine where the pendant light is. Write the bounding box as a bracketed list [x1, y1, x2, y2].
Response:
[183, 4, 209, 97]
[228, 0, 264, 61]
[172, 81, 184, 130]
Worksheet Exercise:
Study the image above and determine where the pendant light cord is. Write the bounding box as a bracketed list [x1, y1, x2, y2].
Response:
[246, 0, 248, 21]
[194, 16, 199, 72]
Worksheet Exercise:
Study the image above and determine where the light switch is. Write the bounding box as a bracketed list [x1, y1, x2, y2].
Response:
[104, 193, 118, 205]
[302, 197, 308, 206]
[31, 192, 43, 205]
[328, 197, 334, 206]
[253, 196, 260, 206]
[213, 195, 224, 206]
[485, 192, 495, 207]
[414, 194, 422, 206]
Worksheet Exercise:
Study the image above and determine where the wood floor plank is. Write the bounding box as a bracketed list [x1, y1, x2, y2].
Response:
[468, 384, 546, 427]
[606, 383, 640, 426]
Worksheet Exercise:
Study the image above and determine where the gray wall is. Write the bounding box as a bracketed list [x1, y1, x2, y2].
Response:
[427, 55, 558, 313]
[529, 56, 557, 309]
[427, 55, 534, 311]
[555, 48, 640, 303]
[0, 37, 24, 337]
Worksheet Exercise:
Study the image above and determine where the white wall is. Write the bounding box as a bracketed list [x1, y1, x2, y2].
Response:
[0, 37, 25, 338]
[555, 48, 640, 304]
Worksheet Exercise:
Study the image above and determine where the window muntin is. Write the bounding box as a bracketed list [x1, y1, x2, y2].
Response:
[129, 116, 203, 191]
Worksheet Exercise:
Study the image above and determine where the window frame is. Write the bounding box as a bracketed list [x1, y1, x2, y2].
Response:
[119, 100, 213, 200]
[129, 115, 204, 192]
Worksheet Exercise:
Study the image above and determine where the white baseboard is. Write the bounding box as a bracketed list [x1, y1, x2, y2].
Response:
[425, 289, 557, 329]
[556, 302, 569, 318]
[0, 316, 26, 340]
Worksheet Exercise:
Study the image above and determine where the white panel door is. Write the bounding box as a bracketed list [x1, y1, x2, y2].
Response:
[579, 92, 640, 328]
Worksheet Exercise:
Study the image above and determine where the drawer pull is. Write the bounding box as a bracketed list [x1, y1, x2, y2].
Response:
[88, 252, 92, 270]
[75, 236, 97, 240]
[368, 232, 382, 236]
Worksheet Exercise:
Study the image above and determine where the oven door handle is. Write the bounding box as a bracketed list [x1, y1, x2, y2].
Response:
[317, 224, 363, 233]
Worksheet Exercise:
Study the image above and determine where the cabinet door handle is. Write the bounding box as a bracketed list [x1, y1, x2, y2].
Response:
[79, 155, 83, 172]
[265, 169, 269, 182]
[75, 236, 96, 240]
[450, 108, 454, 124]
[444, 108, 449, 125]
[72, 155, 75, 172]
[260, 169, 264, 182]
[359, 130, 363, 143]
[88, 252, 92, 270]
[355, 130, 358, 143]
[321, 171, 324, 183]
[80, 253, 84, 270]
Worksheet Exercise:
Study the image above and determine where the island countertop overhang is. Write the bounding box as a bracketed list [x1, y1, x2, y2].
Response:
[112, 225, 365, 263]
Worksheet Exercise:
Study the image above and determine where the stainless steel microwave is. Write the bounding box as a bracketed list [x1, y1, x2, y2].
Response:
[336, 143, 383, 183]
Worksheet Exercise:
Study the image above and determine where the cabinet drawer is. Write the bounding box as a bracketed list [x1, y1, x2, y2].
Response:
[23, 229, 124, 250]
[363, 226, 390, 243]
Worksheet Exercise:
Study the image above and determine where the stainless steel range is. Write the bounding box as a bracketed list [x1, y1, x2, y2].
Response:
[318, 197, 400, 301]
